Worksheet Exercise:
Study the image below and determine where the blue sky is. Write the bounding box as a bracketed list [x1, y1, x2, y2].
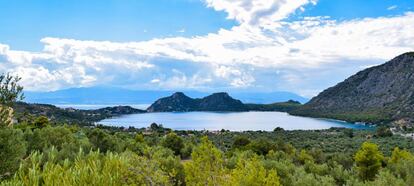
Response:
[0, 0, 413, 97]
[0, 0, 236, 51]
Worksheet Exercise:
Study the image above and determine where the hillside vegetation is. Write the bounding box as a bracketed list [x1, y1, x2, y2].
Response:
[1, 124, 414, 185]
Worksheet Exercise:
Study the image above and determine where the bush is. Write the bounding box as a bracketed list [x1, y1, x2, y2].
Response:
[0, 128, 26, 179]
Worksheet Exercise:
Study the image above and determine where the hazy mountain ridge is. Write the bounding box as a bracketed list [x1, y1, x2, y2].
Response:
[24, 87, 308, 105]
[291, 52, 414, 125]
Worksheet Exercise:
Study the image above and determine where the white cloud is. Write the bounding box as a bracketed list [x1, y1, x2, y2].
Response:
[177, 28, 186, 33]
[204, 0, 316, 27]
[388, 5, 398, 10]
[1, 1, 413, 96]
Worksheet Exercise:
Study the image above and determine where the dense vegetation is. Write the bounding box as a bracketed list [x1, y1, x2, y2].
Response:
[1, 124, 414, 185]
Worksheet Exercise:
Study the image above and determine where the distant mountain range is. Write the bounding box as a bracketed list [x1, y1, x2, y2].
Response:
[147, 92, 301, 112]
[291, 52, 414, 125]
[23, 87, 308, 105]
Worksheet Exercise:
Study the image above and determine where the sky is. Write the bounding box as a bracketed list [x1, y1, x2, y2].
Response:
[0, 0, 413, 97]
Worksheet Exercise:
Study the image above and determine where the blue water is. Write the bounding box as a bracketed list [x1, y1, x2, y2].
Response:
[98, 111, 372, 131]
[56, 104, 150, 110]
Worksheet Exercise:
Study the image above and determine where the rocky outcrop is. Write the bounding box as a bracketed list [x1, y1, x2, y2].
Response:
[198, 92, 247, 111]
[290, 52, 414, 124]
[147, 92, 248, 112]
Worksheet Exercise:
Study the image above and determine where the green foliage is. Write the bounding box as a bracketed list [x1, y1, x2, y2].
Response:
[0, 73, 24, 128]
[247, 138, 274, 155]
[354, 142, 384, 181]
[161, 132, 184, 156]
[33, 116, 50, 128]
[229, 156, 280, 186]
[0, 73, 24, 107]
[1, 124, 414, 185]
[232, 135, 251, 149]
[375, 126, 393, 137]
[0, 128, 26, 180]
[87, 128, 124, 153]
[184, 136, 227, 185]
[1, 150, 171, 185]
[343, 128, 354, 138]
[389, 147, 414, 163]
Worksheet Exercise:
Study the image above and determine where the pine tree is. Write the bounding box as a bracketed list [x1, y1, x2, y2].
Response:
[354, 142, 384, 181]
[184, 136, 227, 185]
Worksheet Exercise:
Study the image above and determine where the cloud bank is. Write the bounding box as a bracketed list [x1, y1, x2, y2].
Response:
[0, 0, 413, 97]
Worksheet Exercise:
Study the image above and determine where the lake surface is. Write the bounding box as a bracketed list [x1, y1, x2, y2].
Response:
[98, 111, 373, 131]
[56, 104, 150, 110]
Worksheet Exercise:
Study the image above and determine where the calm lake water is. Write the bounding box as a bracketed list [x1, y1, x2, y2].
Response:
[56, 104, 150, 110]
[98, 111, 373, 131]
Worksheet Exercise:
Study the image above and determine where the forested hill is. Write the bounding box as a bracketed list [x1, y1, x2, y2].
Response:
[147, 92, 302, 112]
[290, 52, 414, 125]
[13, 102, 145, 125]
[147, 92, 248, 112]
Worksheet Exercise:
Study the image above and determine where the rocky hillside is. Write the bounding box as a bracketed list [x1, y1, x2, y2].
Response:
[290, 52, 414, 125]
[147, 92, 248, 112]
[146, 92, 198, 112]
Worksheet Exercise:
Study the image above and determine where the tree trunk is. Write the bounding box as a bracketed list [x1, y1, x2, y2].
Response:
[0, 105, 14, 127]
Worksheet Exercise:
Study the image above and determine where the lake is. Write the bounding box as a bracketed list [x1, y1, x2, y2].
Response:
[56, 104, 150, 110]
[98, 111, 373, 131]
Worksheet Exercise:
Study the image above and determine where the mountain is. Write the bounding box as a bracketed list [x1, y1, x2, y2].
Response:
[147, 92, 248, 112]
[147, 92, 303, 112]
[230, 92, 308, 104]
[24, 87, 308, 105]
[246, 100, 302, 112]
[146, 92, 198, 112]
[290, 52, 414, 125]
[13, 102, 146, 125]
[198, 92, 247, 111]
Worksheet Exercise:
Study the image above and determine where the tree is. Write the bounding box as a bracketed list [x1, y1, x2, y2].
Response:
[273, 127, 285, 132]
[247, 138, 274, 155]
[33, 116, 50, 128]
[87, 128, 124, 153]
[354, 142, 384, 181]
[389, 147, 414, 164]
[375, 126, 393, 137]
[229, 156, 281, 186]
[0, 128, 27, 179]
[232, 135, 251, 149]
[161, 132, 184, 156]
[184, 136, 226, 185]
[0, 73, 24, 127]
[343, 128, 354, 138]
